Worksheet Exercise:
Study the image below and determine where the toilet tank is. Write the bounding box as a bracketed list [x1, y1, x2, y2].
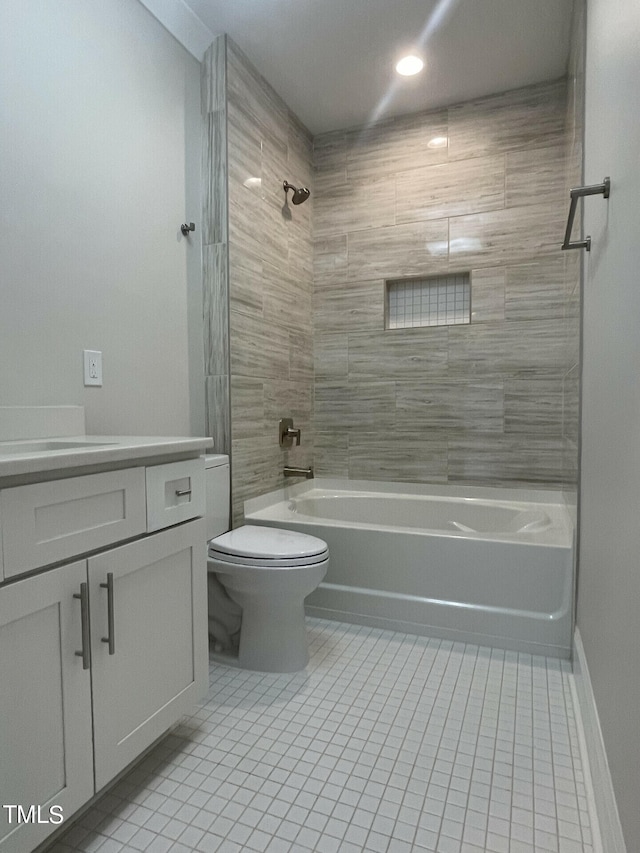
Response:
[204, 454, 230, 541]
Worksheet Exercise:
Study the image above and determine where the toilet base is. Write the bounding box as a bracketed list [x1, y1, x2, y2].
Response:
[208, 556, 329, 673]
[237, 600, 310, 672]
[208, 645, 241, 668]
[208, 604, 310, 673]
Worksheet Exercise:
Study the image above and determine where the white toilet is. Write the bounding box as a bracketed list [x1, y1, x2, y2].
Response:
[204, 454, 329, 673]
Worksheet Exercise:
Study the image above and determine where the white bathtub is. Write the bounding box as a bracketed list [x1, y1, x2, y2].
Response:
[245, 479, 574, 658]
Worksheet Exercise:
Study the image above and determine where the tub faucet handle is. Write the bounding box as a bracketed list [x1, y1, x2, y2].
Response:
[286, 426, 301, 445]
[279, 417, 301, 447]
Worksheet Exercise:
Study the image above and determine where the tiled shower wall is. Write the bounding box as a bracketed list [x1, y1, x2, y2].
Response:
[313, 79, 579, 487]
[225, 38, 314, 524]
[205, 48, 581, 514]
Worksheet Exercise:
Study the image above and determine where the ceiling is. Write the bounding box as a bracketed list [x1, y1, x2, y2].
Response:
[151, 0, 574, 135]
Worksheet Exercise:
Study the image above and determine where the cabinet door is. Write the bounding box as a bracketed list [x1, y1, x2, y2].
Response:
[0, 561, 94, 853]
[89, 520, 208, 791]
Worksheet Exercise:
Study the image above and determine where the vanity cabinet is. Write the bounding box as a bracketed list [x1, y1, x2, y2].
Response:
[0, 458, 208, 853]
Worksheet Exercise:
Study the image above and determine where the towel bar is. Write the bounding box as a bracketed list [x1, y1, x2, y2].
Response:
[562, 177, 610, 251]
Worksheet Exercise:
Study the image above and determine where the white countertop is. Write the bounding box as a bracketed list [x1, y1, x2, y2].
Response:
[0, 435, 213, 479]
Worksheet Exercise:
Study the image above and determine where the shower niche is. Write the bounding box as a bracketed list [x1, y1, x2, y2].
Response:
[386, 272, 471, 330]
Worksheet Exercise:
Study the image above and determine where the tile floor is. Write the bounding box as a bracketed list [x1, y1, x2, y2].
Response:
[48, 619, 596, 853]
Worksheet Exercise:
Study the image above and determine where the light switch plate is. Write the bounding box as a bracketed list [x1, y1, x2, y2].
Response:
[83, 350, 103, 386]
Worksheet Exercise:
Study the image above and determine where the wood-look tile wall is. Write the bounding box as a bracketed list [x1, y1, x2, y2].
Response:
[313, 79, 580, 488]
[226, 39, 314, 524]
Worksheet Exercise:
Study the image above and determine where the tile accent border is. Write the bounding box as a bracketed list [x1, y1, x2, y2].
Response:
[201, 36, 231, 458]
[572, 628, 626, 853]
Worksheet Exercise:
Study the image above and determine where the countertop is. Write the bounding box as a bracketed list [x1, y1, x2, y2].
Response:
[0, 435, 213, 479]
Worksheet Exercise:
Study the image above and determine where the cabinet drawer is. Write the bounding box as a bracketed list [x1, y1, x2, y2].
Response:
[146, 458, 205, 532]
[0, 468, 146, 579]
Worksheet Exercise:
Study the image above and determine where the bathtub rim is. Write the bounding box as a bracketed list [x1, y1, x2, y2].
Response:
[245, 478, 573, 549]
[246, 477, 574, 512]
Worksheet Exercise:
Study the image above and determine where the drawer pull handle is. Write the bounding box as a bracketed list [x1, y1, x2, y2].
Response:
[175, 488, 192, 497]
[73, 582, 91, 670]
[100, 572, 115, 655]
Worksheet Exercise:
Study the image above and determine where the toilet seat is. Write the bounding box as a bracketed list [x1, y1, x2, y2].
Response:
[210, 550, 329, 568]
[209, 524, 329, 568]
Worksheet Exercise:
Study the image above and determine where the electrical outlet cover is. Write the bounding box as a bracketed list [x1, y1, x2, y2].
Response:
[83, 350, 103, 386]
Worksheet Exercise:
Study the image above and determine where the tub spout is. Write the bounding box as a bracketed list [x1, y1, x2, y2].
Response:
[284, 465, 314, 479]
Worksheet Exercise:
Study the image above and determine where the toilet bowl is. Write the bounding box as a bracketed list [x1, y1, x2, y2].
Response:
[208, 525, 329, 672]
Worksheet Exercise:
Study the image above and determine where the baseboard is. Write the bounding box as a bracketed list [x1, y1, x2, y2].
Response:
[572, 627, 627, 853]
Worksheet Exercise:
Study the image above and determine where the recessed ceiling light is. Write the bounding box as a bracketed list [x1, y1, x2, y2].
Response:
[427, 136, 448, 149]
[395, 55, 424, 77]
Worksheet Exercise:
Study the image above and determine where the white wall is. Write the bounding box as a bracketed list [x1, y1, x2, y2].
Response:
[578, 0, 640, 849]
[0, 0, 203, 436]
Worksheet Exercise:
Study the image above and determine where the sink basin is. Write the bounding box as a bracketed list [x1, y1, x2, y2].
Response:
[0, 440, 116, 455]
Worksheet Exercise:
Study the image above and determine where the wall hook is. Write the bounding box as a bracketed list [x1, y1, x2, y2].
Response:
[181, 222, 196, 236]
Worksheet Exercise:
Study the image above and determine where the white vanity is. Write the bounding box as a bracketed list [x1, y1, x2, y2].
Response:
[0, 408, 212, 853]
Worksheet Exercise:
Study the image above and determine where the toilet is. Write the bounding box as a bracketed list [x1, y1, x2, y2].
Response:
[204, 454, 329, 673]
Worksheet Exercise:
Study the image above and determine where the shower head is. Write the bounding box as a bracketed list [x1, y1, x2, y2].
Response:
[283, 180, 311, 205]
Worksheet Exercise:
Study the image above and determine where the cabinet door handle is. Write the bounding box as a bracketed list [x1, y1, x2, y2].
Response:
[175, 488, 192, 497]
[73, 582, 91, 670]
[100, 572, 115, 655]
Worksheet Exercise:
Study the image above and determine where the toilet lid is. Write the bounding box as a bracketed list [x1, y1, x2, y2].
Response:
[208, 525, 329, 567]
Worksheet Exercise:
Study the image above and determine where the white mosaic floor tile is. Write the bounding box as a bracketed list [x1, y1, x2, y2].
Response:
[47, 619, 595, 853]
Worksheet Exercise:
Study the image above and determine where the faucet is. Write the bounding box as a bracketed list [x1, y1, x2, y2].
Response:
[284, 465, 314, 479]
[279, 417, 301, 447]
[283, 425, 301, 445]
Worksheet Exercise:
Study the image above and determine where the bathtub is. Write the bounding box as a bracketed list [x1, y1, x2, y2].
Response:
[245, 479, 574, 658]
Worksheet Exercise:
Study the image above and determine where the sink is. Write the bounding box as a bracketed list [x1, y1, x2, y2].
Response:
[0, 440, 117, 455]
